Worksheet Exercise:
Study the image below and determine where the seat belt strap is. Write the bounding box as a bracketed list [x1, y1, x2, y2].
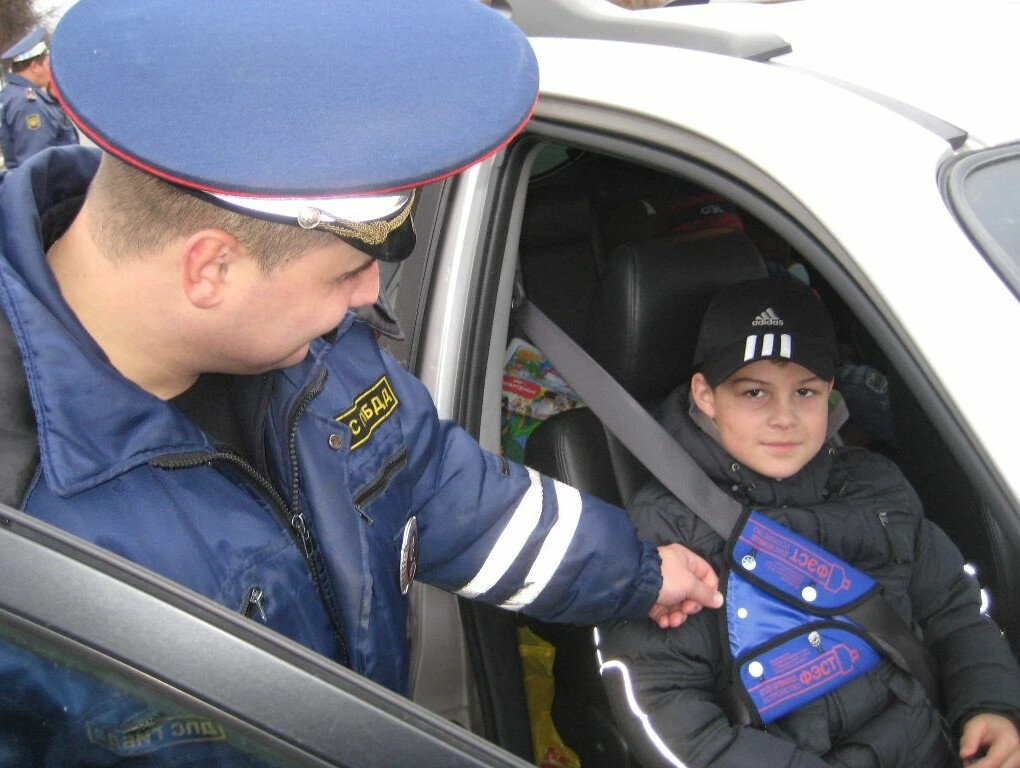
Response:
[514, 299, 742, 539]
[514, 298, 940, 706]
[846, 593, 941, 706]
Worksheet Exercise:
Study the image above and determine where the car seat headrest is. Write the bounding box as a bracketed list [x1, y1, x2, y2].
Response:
[583, 230, 768, 403]
[520, 184, 595, 250]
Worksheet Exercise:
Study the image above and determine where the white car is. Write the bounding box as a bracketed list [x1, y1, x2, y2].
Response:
[402, 0, 1020, 763]
[2, 1, 1017, 765]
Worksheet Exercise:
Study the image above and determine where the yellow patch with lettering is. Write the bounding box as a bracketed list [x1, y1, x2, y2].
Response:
[336, 375, 399, 450]
[25, 113, 41, 131]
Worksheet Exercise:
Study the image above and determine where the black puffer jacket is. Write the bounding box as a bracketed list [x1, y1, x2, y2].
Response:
[599, 387, 1020, 768]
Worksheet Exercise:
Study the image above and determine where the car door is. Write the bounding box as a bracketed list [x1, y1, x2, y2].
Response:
[0, 504, 532, 767]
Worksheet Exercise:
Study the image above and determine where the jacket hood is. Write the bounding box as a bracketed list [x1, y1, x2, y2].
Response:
[0, 146, 213, 497]
[659, 384, 846, 509]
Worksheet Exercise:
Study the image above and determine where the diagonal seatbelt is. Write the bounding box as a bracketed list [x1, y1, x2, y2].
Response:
[513, 297, 940, 705]
[514, 299, 741, 539]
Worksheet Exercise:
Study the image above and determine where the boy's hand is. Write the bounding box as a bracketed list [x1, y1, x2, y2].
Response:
[960, 713, 1020, 768]
[650, 543, 724, 629]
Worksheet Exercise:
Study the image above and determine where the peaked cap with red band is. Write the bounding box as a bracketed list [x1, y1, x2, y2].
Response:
[48, 0, 539, 261]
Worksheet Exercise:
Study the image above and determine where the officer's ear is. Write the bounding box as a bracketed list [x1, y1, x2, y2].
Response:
[180, 229, 245, 309]
[690, 372, 718, 420]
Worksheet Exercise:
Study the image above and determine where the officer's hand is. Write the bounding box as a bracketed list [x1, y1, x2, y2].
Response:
[649, 543, 724, 629]
[960, 713, 1020, 768]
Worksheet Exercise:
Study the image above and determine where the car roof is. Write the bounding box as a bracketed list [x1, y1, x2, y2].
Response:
[506, 0, 1020, 147]
[703, 0, 1020, 148]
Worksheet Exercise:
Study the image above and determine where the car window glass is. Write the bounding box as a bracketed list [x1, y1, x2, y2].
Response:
[529, 144, 585, 180]
[0, 621, 327, 768]
[959, 153, 1020, 259]
[944, 143, 1020, 297]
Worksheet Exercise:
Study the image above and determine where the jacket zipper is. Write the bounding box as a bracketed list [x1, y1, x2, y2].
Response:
[241, 585, 268, 622]
[152, 367, 349, 665]
[280, 368, 350, 662]
[352, 445, 408, 522]
[155, 450, 304, 554]
[231, 453, 349, 662]
[284, 367, 328, 568]
[877, 511, 905, 564]
[286, 368, 328, 514]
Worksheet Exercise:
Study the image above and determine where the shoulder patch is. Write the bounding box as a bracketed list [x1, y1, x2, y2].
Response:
[25, 112, 41, 130]
[336, 374, 399, 449]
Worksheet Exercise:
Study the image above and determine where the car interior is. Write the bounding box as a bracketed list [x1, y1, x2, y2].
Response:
[460, 141, 1020, 767]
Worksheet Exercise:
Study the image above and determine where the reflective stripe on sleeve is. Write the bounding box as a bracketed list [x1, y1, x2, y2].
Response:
[456, 467, 543, 599]
[499, 479, 582, 611]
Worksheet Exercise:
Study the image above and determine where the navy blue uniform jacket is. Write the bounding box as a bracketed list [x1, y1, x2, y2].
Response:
[0, 73, 77, 169]
[0, 147, 662, 765]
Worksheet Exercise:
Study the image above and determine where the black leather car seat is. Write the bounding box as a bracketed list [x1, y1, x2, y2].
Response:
[519, 182, 604, 344]
[523, 228, 767, 767]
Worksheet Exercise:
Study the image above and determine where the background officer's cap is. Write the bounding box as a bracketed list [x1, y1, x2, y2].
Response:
[49, 0, 539, 262]
[2, 27, 48, 64]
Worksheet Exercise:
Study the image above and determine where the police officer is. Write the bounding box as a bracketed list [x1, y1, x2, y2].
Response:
[0, 0, 722, 762]
[0, 26, 78, 170]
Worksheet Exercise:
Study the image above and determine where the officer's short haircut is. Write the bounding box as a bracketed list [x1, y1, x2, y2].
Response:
[87, 155, 342, 273]
[11, 56, 43, 73]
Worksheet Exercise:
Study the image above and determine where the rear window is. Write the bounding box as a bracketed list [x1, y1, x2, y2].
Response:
[943, 142, 1020, 299]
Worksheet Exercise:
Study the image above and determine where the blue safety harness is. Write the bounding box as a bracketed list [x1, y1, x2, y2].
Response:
[722, 511, 884, 724]
[515, 300, 940, 727]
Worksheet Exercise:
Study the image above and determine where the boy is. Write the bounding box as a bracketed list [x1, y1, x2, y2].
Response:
[600, 278, 1020, 767]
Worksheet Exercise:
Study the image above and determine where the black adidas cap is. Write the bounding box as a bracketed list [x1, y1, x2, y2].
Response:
[693, 278, 837, 387]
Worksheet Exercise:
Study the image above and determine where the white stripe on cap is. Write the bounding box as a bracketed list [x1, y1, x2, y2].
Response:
[743, 335, 758, 362]
[457, 467, 543, 599]
[11, 41, 47, 63]
[762, 334, 775, 356]
[210, 190, 413, 224]
[780, 334, 792, 358]
[500, 478, 582, 611]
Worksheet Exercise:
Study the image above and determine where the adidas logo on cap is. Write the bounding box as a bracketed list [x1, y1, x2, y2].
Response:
[751, 307, 784, 326]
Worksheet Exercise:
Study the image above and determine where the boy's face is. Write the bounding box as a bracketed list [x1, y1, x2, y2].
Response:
[691, 359, 833, 480]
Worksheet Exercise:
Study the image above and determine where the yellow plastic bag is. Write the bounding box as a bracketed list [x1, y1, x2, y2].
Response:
[517, 626, 581, 768]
